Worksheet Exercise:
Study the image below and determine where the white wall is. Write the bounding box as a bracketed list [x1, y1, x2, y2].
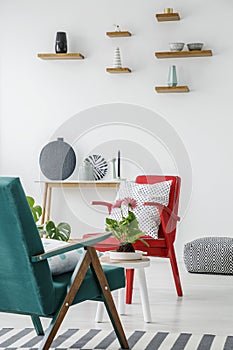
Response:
[1, 0, 233, 260]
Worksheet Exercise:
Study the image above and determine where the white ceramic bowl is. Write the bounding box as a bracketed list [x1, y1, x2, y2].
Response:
[169, 42, 185, 52]
[109, 250, 143, 260]
[187, 43, 203, 51]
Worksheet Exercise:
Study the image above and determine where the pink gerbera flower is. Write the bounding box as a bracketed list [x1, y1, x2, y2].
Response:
[123, 197, 137, 210]
[112, 199, 123, 209]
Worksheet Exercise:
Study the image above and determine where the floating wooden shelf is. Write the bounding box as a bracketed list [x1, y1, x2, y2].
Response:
[155, 86, 189, 93]
[37, 53, 84, 60]
[106, 68, 131, 73]
[156, 13, 180, 21]
[155, 50, 212, 59]
[106, 31, 131, 37]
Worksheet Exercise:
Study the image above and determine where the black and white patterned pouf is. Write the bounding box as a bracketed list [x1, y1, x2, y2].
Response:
[183, 237, 233, 274]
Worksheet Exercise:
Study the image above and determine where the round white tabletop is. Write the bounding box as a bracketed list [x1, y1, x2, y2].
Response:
[100, 255, 150, 269]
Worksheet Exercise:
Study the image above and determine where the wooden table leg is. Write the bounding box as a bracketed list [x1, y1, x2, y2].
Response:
[46, 185, 52, 223]
[41, 183, 48, 225]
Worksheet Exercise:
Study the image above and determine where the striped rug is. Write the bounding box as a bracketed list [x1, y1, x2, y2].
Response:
[0, 328, 233, 350]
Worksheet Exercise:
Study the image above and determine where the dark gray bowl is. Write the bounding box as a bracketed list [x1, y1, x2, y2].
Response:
[187, 43, 203, 51]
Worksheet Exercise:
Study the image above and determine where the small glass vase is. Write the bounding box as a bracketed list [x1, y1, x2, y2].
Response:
[78, 161, 94, 181]
[168, 65, 178, 87]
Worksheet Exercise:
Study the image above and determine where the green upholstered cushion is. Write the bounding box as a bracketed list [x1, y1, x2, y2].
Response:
[52, 265, 125, 313]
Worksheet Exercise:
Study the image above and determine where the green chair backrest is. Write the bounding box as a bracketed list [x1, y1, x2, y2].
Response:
[0, 177, 55, 316]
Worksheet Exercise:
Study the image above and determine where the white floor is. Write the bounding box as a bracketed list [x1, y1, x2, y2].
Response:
[1, 259, 233, 336]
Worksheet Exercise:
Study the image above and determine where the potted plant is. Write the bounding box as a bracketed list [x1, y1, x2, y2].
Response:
[105, 197, 148, 258]
[27, 196, 71, 241]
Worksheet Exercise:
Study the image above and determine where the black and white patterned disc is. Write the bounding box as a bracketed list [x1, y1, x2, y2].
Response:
[85, 154, 108, 180]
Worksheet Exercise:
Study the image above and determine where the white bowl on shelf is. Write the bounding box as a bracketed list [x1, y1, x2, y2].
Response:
[169, 42, 185, 51]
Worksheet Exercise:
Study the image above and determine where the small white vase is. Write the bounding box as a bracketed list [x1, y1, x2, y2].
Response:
[113, 47, 122, 68]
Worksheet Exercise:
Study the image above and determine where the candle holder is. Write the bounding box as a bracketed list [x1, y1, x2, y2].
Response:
[117, 150, 121, 179]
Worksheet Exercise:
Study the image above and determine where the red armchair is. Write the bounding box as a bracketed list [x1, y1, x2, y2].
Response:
[84, 175, 183, 303]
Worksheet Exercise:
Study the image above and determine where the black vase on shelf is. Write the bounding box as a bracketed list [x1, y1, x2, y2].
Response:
[55, 32, 67, 53]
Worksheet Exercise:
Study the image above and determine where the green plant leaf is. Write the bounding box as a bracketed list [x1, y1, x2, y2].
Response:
[45, 221, 71, 241]
[127, 219, 140, 231]
[27, 196, 35, 207]
[105, 199, 146, 244]
[128, 211, 136, 222]
[106, 218, 117, 226]
[124, 229, 143, 243]
[46, 221, 57, 239]
[26, 196, 42, 223]
[138, 237, 150, 247]
[26, 195, 71, 241]
[57, 222, 71, 241]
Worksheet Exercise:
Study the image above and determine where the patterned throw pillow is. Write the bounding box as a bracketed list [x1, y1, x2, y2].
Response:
[41, 238, 83, 275]
[109, 180, 172, 239]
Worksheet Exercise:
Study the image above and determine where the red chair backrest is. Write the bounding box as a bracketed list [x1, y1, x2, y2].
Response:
[135, 175, 181, 239]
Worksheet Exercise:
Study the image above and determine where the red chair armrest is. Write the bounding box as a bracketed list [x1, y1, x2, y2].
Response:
[144, 201, 180, 235]
[91, 201, 113, 214]
[143, 202, 180, 222]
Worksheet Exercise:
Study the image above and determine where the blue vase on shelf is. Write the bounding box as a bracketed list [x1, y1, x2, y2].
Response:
[168, 65, 178, 87]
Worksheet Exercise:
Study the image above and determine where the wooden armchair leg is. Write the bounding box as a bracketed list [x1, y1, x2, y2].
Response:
[38, 248, 129, 350]
[39, 252, 91, 350]
[87, 247, 129, 349]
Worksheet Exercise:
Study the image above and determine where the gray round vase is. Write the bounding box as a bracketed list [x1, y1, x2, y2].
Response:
[39, 137, 76, 180]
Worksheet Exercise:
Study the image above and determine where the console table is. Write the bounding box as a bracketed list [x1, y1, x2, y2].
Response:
[38, 181, 120, 224]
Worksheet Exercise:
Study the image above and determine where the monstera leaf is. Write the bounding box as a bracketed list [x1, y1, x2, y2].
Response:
[46, 221, 71, 241]
[27, 195, 71, 242]
[27, 196, 42, 223]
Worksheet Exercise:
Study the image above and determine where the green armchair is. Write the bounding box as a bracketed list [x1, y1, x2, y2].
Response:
[0, 177, 129, 350]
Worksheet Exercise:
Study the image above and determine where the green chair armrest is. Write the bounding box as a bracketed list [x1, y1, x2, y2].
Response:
[31, 232, 111, 262]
